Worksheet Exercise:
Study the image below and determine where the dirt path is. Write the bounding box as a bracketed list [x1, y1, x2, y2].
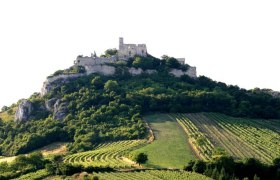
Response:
[144, 120, 155, 143]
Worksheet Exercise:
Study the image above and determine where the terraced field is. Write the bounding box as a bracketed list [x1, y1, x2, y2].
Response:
[91, 170, 211, 180]
[64, 140, 146, 168]
[172, 113, 280, 163]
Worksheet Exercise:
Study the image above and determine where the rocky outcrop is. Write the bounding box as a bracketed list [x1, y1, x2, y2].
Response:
[169, 66, 197, 78]
[145, 69, 157, 75]
[41, 65, 116, 96]
[45, 98, 58, 111]
[128, 67, 143, 75]
[41, 73, 85, 96]
[53, 100, 68, 120]
[15, 100, 33, 122]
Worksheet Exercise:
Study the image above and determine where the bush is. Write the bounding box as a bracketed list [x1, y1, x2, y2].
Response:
[132, 152, 148, 165]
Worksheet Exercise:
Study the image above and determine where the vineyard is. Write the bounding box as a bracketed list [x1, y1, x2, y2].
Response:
[90, 170, 211, 180]
[63, 140, 146, 168]
[171, 113, 280, 163]
[169, 114, 214, 161]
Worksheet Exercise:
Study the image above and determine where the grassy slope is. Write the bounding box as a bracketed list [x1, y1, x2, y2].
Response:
[0, 142, 68, 163]
[132, 114, 196, 169]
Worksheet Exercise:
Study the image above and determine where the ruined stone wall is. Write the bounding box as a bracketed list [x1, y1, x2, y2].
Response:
[75, 56, 117, 66]
[118, 42, 147, 60]
[169, 66, 197, 78]
[85, 64, 115, 75]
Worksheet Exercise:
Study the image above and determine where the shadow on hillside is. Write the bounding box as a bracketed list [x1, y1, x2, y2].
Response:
[143, 113, 174, 123]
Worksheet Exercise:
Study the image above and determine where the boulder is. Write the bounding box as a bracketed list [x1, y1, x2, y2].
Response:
[128, 67, 143, 75]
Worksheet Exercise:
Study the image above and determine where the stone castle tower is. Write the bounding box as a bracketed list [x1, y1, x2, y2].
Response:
[118, 37, 147, 60]
[74, 37, 148, 66]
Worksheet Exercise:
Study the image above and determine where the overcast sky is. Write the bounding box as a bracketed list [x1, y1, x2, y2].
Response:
[0, 0, 280, 108]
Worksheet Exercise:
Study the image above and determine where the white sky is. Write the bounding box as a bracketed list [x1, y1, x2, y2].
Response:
[0, 0, 280, 108]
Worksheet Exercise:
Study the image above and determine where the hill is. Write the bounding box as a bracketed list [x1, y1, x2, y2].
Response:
[0, 48, 280, 179]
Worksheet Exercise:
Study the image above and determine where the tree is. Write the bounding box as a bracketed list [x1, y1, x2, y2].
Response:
[273, 157, 280, 168]
[184, 160, 195, 171]
[46, 155, 63, 175]
[132, 57, 142, 68]
[1, 106, 8, 112]
[133, 153, 148, 165]
[211, 167, 219, 179]
[192, 160, 206, 174]
[253, 174, 260, 180]
[104, 80, 118, 92]
[91, 76, 103, 89]
[28, 152, 45, 169]
[218, 167, 227, 180]
[105, 48, 118, 57]
[162, 55, 180, 69]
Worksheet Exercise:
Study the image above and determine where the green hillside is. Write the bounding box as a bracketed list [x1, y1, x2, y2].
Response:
[1, 53, 280, 179]
[131, 114, 195, 169]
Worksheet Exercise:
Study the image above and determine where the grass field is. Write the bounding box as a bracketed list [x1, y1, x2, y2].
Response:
[131, 114, 196, 169]
[172, 113, 280, 163]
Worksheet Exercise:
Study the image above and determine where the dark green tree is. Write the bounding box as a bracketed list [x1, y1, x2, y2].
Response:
[192, 160, 206, 174]
[133, 152, 148, 165]
[91, 76, 103, 89]
[105, 48, 118, 57]
[184, 160, 196, 171]
[104, 80, 118, 92]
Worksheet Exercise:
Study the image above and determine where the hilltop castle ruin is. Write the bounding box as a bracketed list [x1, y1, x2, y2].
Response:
[74, 37, 148, 66]
[41, 38, 197, 96]
[74, 37, 185, 66]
